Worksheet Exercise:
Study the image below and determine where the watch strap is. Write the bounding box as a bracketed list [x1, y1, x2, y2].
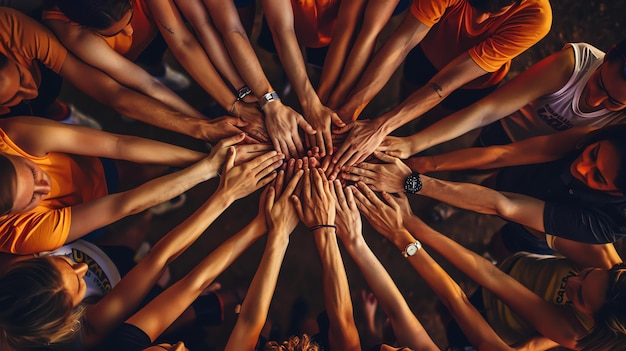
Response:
[402, 240, 422, 257]
[259, 91, 281, 110]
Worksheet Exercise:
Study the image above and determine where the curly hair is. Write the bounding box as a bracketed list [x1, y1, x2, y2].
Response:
[576, 264, 626, 351]
[53, 0, 132, 30]
[264, 334, 319, 351]
[0, 256, 85, 350]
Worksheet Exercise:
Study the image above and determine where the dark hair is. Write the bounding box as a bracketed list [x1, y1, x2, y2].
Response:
[605, 39, 626, 63]
[0, 256, 85, 349]
[467, 0, 521, 13]
[577, 124, 626, 195]
[54, 0, 131, 30]
[0, 53, 8, 68]
[0, 154, 17, 216]
[264, 334, 319, 351]
[576, 264, 626, 351]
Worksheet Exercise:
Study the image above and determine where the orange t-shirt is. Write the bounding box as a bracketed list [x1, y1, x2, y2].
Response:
[410, 0, 552, 89]
[291, 0, 340, 48]
[42, 0, 158, 61]
[0, 8, 67, 115]
[0, 129, 108, 254]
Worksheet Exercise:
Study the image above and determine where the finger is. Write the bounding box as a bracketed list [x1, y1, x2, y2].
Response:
[373, 151, 399, 164]
[349, 185, 370, 214]
[333, 180, 347, 209]
[286, 137, 299, 160]
[344, 163, 377, 178]
[357, 181, 384, 208]
[316, 130, 327, 158]
[330, 113, 346, 128]
[291, 195, 305, 221]
[340, 172, 375, 189]
[271, 137, 283, 155]
[291, 133, 305, 157]
[303, 166, 312, 201]
[274, 169, 285, 198]
[253, 152, 285, 172]
[278, 138, 292, 159]
[282, 169, 304, 198]
[238, 143, 273, 154]
[297, 116, 317, 135]
[285, 158, 296, 180]
[222, 147, 236, 174]
[321, 155, 332, 174]
[345, 185, 358, 212]
[265, 186, 276, 216]
[381, 191, 400, 210]
[256, 171, 278, 189]
[218, 133, 247, 148]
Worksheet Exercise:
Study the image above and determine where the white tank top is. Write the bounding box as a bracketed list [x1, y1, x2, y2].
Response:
[43, 240, 121, 299]
[501, 42, 626, 142]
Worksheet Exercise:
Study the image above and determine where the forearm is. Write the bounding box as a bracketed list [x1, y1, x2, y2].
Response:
[115, 135, 205, 167]
[315, 229, 361, 351]
[225, 232, 289, 350]
[418, 176, 505, 216]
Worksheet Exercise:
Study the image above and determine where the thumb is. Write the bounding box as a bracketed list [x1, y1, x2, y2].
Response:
[265, 186, 276, 216]
[373, 151, 397, 164]
[291, 195, 305, 221]
[223, 146, 236, 174]
[298, 116, 317, 135]
[331, 113, 346, 128]
[220, 133, 247, 147]
[231, 116, 249, 127]
[334, 123, 352, 135]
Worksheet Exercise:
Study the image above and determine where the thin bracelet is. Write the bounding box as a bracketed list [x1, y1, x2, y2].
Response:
[229, 99, 238, 116]
[309, 224, 337, 232]
[236, 86, 252, 100]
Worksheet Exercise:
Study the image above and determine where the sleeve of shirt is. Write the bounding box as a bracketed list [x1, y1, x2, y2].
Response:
[106, 323, 153, 351]
[409, 0, 455, 27]
[543, 202, 621, 244]
[468, 0, 552, 72]
[0, 208, 71, 254]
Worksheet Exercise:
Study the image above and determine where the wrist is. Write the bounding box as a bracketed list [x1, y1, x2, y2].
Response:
[259, 91, 281, 111]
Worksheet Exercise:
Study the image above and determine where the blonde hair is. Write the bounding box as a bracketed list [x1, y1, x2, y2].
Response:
[0, 256, 86, 349]
[264, 334, 319, 351]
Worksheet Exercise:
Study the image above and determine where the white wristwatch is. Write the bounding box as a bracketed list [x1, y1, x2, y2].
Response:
[402, 240, 422, 257]
[259, 91, 280, 110]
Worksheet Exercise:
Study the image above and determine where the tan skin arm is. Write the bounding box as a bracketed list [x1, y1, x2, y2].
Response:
[225, 170, 303, 350]
[56, 48, 252, 143]
[333, 183, 438, 351]
[377, 47, 577, 158]
[44, 17, 204, 119]
[324, 0, 401, 110]
[81, 148, 284, 346]
[0, 116, 205, 167]
[66, 140, 284, 242]
[329, 51, 487, 179]
[292, 168, 361, 351]
[352, 186, 587, 350]
[261, 0, 343, 157]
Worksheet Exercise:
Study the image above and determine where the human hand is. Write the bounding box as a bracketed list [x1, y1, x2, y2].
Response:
[327, 120, 387, 181]
[333, 180, 363, 247]
[292, 168, 336, 230]
[376, 135, 415, 159]
[263, 102, 316, 158]
[341, 151, 411, 193]
[207, 134, 273, 173]
[216, 148, 284, 203]
[303, 102, 345, 158]
[200, 115, 257, 144]
[264, 168, 304, 234]
[350, 182, 406, 240]
[233, 101, 270, 143]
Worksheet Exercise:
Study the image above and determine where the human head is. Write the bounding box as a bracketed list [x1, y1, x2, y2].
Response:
[583, 39, 626, 112]
[0, 256, 87, 349]
[467, 0, 521, 13]
[570, 124, 626, 195]
[575, 263, 626, 351]
[264, 334, 319, 351]
[54, 0, 132, 32]
[0, 153, 52, 215]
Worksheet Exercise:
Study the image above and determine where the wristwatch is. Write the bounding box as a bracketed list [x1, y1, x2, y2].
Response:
[236, 86, 252, 101]
[403, 172, 422, 194]
[259, 91, 280, 110]
[402, 240, 422, 257]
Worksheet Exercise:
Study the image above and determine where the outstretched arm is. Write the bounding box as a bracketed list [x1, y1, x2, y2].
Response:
[351, 185, 513, 351]
[261, 0, 342, 157]
[83, 145, 284, 346]
[353, 185, 588, 350]
[333, 182, 437, 351]
[67, 139, 284, 241]
[225, 170, 303, 350]
[292, 168, 361, 351]
[377, 47, 576, 158]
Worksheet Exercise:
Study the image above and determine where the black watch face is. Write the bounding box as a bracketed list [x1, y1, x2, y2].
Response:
[404, 174, 422, 194]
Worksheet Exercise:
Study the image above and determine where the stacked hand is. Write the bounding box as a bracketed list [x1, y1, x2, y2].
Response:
[292, 168, 336, 231]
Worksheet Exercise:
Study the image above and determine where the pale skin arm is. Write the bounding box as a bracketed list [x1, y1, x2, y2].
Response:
[323, 0, 400, 110]
[333, 183, 438, 351]
[225, 171, 303, 351]
[261, 0, 343, 157]
[377, 47, 577, 158]
[56, 47, 253, 143]
[292, 168, 361, 351]
[66, 142, 284, 242]
[352, 186, 587, 350]
[44, 17, 204, 119]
